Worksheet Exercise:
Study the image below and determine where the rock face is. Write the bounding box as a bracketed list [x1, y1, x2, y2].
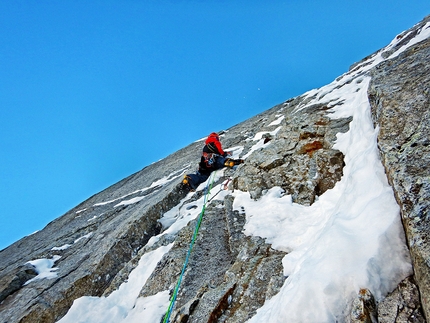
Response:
[367, 15, 430, 321]
[139, 195, 287, 323]
[231, 100, 350, 206]
[0, 15, 429, 323]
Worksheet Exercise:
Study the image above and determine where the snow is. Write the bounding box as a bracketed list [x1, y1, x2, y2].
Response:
[148, 171, 228, 248]
[268, 115, 285, 126]
[24, 255, 61, 285]
[74, 232, 93, 244]
[88, 213, 104, 222]
[234, 72, 412, 323]
[114, 195, 146, 207]
[54, 26, 428, 323]
[51, 244, 72, 251]
[57, 244, 173, 323]
[93, 167, 188, 207]
[249, 125, 282, 141]
[225, 145, 245, 158]
[388, 21, 430, 59]
[332, 21, 430, 86]
[50, 233, 93, 252]
[241, 126, 282, 159]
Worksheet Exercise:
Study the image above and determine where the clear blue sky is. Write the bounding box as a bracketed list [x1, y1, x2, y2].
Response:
[1, 1, 428, 250]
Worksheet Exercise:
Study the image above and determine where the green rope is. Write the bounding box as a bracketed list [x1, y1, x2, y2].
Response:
[163, 171, 217, 323]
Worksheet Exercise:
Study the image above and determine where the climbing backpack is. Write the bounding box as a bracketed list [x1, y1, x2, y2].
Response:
[205, 142, 220, 154]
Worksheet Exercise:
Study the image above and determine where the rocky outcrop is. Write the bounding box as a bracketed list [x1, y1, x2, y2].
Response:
[348, 277, 425, 323]
[0, 160, 197, 322]
[0, 15, 429, 323]
[139, 194, 287, 323]
[378, 276, 425, 323]
[368, 16, 430, 321]
[231, 100, 350, 205]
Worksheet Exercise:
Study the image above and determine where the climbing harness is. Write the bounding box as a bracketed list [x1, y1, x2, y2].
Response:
[163, 171, 217, 323]
[202, 151, 218, 167]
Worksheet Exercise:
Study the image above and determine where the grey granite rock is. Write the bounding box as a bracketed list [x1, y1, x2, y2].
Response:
[368, 16, 430, 321]
[378, 276, 425, 323]
[0, 14, 429, 323]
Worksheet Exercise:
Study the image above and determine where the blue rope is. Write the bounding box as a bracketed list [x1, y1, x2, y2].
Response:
[163, 171, 217, 323]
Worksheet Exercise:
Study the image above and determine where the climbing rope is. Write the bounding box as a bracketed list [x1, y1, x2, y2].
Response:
[163, 171, 217, 323]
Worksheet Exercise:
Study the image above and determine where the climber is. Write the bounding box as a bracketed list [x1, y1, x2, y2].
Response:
[182, 132, 243, 191]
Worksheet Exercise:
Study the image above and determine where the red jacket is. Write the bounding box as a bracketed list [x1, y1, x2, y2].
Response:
[204, 132, 225, 156]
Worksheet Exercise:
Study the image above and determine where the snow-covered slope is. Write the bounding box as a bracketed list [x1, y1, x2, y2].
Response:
[55, 19, 429, 323]
[1, 15, 429, 323]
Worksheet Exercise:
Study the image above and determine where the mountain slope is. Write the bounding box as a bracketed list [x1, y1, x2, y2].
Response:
[0, 15, 429, 323]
